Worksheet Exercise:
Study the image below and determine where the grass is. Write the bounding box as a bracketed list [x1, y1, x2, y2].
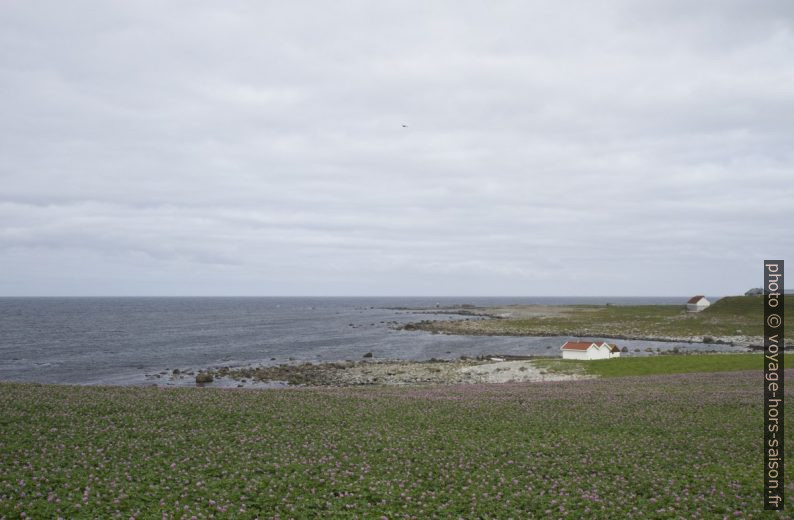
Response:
[532, 353, 777, 378]
[408, 295, 793, 340]
[1, 366, 792, 518]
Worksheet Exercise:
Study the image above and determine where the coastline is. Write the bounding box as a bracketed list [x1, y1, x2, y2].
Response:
[167, 351, 763, 388]
[397, 299, 791, 349]
[190, 357, 593, 387]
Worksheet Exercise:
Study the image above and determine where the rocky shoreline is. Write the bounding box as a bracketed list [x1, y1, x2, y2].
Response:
[154, 348, 770, 388]
[184, 357, 592, 387]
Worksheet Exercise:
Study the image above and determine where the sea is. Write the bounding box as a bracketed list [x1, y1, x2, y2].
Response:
[0, 296, 743, 386]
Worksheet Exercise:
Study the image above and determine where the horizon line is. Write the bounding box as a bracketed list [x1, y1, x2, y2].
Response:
[0, 294, 738, 298]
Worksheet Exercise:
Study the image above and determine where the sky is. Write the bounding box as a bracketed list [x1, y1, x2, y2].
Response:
[0, 1, 792, 296]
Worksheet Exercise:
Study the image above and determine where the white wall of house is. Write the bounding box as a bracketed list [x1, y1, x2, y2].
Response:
[562, 345, 611, 360]
[687, 298, 710, 312]
[590, 346, 611, 360]
[562, 349, 590, 360]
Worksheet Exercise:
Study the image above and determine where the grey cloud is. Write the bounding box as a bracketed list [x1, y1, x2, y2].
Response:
[0, 1, 792, 295]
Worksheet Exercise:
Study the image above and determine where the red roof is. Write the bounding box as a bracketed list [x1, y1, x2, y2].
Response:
[561, 341, 594, 351]
[561, 341, 621, 352]
[687, 295, 706, 304]
[561, 341, 607, 351]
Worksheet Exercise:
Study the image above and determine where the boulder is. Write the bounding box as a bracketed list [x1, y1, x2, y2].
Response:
[195, 372, 214, 384]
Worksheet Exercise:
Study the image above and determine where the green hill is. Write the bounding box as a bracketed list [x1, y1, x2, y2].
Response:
[701, 294, 765, 318]
[693, 294, 792, 336]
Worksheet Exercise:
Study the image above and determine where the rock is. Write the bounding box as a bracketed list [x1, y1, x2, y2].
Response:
[195, 373, 214, 384]
[363, 352, 373, 358]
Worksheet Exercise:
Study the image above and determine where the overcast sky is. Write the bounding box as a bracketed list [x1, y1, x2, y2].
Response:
[1, 1, 792, 296]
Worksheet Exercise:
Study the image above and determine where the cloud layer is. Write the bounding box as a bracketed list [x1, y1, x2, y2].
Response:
[1, 1, 792, 295]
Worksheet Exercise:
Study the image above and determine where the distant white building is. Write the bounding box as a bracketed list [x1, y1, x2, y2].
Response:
[686, 295, 710, 312]
[561, 341, 621, 360]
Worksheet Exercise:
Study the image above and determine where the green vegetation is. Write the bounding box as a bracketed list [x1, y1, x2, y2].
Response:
[1, 368, 792, 518]
[533, 353, 774, 378]
[407, 295, 793, 340]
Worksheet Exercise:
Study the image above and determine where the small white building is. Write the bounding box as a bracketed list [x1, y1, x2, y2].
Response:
[686, 295, 710, 312]
[561, 341, 621, 360]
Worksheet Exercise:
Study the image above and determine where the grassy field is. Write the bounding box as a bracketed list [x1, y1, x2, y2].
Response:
[1, 363, 792, 518]
[532, 353, 774, 378]
[407, 295, 793, 341]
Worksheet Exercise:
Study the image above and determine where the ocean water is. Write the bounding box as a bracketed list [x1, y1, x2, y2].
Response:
[0, 296, 740, 385]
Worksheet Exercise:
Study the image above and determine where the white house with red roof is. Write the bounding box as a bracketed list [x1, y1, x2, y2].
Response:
[560, 341, 621, 360]
[686, 295, 710, 312]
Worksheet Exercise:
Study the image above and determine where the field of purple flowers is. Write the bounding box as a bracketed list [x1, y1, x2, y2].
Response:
[1, 371, 792, 519]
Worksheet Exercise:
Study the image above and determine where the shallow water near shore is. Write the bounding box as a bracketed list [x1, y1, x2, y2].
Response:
[0, 296, 744, 386]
